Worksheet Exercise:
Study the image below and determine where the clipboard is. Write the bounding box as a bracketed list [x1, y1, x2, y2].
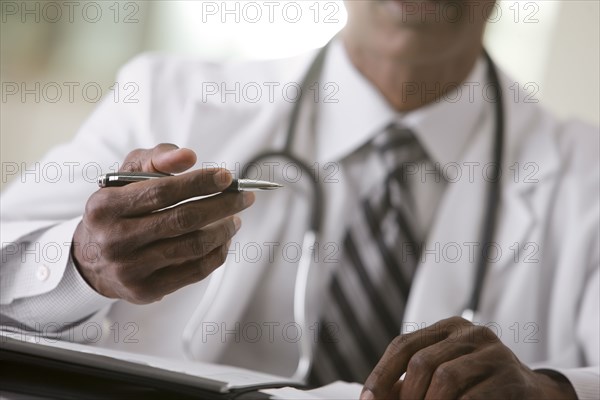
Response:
[0, 333, 302, 399]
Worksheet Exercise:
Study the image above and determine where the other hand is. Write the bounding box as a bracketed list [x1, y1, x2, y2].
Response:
[361, 316, 577, 400]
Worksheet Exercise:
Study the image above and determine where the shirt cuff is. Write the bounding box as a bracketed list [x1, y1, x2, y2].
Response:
[2, 217, 81, 303]
[552, 367, 600, 400]
[535, 367, 600, 400]
[1, 218, 115, 330]
[1, 254, 115, 331]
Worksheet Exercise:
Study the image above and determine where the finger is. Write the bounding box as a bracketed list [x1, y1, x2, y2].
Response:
[362, 317, 471, 400]
[455, 375, 519, 400]
[362, 331, 444, 400]
[113, 168, 238, 215]
[424, 351, 496, 400]
[145, 241, 231, 300]
[128, 192, 253, 243]
[456, 381, 499, 400]
[401, 340, 478, 400]
[132, 216, 241, 275]
[120, 143, 197, 174]
[391, 380, 403, 399]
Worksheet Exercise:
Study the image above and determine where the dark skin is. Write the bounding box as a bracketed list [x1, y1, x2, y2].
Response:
[72, 144, 255, 303]
[361, 317, 577, 399]
[343, 0, 489, 111]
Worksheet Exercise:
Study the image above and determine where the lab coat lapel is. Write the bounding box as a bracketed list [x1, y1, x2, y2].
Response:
[488, 75, 561, 277]
[183, 50, 323, 363]
[180, 95, 299, 361]
[403, 76, 561, 327]
[402, 119, 497, 326]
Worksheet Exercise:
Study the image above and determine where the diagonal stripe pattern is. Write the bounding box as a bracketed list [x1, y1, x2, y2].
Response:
[309, 125, 431, 385]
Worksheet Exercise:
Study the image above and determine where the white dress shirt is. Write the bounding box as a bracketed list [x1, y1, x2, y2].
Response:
[316, 40, 487, 236]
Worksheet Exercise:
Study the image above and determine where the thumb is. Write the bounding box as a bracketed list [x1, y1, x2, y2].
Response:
[120, 143, 197, 174]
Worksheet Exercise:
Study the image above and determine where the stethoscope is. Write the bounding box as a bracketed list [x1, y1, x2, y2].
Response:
[183, 40, 504, 383]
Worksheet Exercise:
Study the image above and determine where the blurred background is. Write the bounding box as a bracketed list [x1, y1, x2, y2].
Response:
[1, 0, 599, 188]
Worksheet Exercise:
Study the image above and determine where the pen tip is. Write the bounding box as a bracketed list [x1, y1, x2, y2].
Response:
[236, 179, 283, 191]
[263, 182, 284, 190]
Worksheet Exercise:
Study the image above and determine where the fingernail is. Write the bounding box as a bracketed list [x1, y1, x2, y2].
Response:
[242, 192, 255, 207]
[360, 389, 375, 400]
[232, 216, 242, 232]
[213, 169, 232, 188]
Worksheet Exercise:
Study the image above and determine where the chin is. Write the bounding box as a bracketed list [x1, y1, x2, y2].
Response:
[374, 0, 459, 27]
[378, 0, 433, 20]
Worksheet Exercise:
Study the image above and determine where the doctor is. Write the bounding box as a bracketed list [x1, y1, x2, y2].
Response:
[1, 0, 598, 398]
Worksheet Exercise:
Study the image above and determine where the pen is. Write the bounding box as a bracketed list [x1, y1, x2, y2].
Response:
[97, 172, 283, 192]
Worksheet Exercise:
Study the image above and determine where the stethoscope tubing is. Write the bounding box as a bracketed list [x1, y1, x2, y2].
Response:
[184, 41, 505, 383]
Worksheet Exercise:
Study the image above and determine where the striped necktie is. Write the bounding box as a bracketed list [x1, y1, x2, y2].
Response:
[309, 125, 433, 385]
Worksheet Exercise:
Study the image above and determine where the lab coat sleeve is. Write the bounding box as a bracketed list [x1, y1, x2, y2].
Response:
[556, 367, 600, 400]
[544, 270, 600, 400]
[548, 140, 600, 399]
[0, 54, 164, 333]
[559, 265, 600, 400]
[560, 126, 600, 399]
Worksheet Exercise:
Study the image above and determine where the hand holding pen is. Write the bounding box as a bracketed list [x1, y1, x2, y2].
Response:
[71, 144, 276, 304]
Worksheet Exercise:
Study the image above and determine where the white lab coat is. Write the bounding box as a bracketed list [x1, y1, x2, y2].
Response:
[1, 49, 598, 398]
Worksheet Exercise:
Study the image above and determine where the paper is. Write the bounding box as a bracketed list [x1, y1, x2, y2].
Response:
[261, 381, 363, 399]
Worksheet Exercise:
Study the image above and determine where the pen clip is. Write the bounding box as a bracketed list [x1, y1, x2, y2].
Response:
[97, 172, 172, 188]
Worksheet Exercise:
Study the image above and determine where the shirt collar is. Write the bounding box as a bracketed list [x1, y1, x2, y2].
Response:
[315, 39, 396, 163]
[316, 39, 487, 167]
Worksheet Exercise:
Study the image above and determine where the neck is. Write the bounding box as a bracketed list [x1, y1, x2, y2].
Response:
[342, 31, 483, 112]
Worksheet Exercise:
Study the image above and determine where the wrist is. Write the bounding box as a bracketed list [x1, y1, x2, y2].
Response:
[71, 223, 108, 298]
